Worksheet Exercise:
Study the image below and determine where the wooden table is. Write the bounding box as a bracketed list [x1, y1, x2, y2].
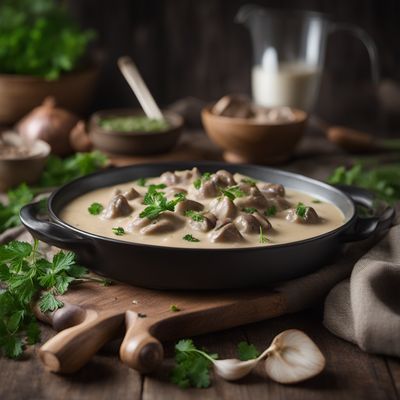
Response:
[1, 131, 399, 400]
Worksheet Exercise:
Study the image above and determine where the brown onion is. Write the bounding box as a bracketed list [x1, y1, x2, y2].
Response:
[16, 97, 79, 156]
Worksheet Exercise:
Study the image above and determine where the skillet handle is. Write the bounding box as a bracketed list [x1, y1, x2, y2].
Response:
[336, 185, 395, 242]
[20, 201, 91, 253]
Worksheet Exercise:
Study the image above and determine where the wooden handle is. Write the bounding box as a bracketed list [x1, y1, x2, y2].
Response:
[119, 310, 164, 373]
[39, 309, 124, 374]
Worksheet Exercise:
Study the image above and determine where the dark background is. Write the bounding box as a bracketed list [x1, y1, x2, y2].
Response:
[68, 0, 400, 131]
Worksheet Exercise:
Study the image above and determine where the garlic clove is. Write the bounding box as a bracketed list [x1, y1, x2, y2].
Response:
[264, 329, 325, 384]
[213, 358, 258, 381]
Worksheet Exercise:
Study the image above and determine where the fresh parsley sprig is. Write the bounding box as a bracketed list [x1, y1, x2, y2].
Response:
[295, 202, 308, 219]
[259, 227, 270, 244]
[140, 187, 185, 220]
[88, 202, 103, 215]
[265, 205, 277, 217]
[171, 339, 218, 388]
[0, 240, 93, 359]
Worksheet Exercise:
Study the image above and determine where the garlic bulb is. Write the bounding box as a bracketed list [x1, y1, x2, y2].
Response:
[17, 97, 79, 156]
[264, 329, 326, 384]
[210, 329, 325, 384]
[213, 358, 258, 381]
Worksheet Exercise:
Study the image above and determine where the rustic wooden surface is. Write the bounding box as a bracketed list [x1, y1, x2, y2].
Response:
[1, 131, 400, 399]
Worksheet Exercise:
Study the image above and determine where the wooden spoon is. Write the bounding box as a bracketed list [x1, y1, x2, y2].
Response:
[118, 56, 164, 120]
[327, 126, 400, 153]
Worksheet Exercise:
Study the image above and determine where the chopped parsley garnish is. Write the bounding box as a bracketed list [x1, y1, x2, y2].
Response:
[259, 227, 270, 244]
[140, 186, 185, 220]
[171, 339, 218, 388]
[136, 178, 147, 187]
[237, 341, 260, 361]
[112, 227, 125, 236]
[193, 172, 212, 190]
[220, 185, 245, 201]
[312, 199, 322, 204]
[88, 202, 103, 215]
[148, 183, 167, 190]
[170, 304, 181, 312]
[241, 177, 257, 185]
[184, 210, 204, 222]
[295, 202, 308, 219]
[242, 207, 257, 214]
[264, 205, 277, 217]
[183, 234, 200, 242]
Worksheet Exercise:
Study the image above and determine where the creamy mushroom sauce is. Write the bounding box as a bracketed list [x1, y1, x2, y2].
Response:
[60, 168, 345, 248]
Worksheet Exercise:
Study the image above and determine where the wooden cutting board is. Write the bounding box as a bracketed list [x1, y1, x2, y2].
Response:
[35, 281, 287, 374]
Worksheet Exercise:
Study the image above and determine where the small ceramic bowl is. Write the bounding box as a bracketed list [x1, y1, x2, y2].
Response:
[89, 109, 183, 156]
[201, 105, 308, 164]
[0, 134, 50, 191]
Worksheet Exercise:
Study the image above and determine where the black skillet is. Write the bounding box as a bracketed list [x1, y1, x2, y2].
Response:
[20, 162, 395, 289]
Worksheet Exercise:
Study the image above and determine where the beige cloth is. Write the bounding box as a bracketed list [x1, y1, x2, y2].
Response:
[323, 225, 400, 357]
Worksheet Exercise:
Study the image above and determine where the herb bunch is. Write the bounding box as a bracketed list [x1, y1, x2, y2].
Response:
[0, 0, 94, 80]
[0, 240, 89, 358]
[328, 162, 400, 204]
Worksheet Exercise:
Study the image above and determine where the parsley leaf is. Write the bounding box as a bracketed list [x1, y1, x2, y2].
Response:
[39, 151, 107, 188]
[39, 292, 64, 313]
[140, 187, 185, 220]
[183, 234, 200, 242]
[221, 186, 246, 201]
[170, 304, 181, 312]
[171, 339, 218, 388]
[242, 207, 257, 214]
[112, 227, 125, 236]
[193, 172, 211, 190]
[184, 210, 204, 222]
[136, 178, 148, 187]
[237, 341, 260, 361]
[88, 202, 103, 215]
[264, 205, 277, 217]
[295, 202, 308, 218]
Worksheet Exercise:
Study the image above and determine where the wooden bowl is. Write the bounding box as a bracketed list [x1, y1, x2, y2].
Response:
[0, 138, 50, 191]
[89, 109, 183, 156]
[202, 106, 308, 164]
[0, 67, 98, 125]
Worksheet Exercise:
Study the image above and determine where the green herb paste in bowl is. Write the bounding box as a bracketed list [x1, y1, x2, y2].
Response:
[99, 116, 169, 133]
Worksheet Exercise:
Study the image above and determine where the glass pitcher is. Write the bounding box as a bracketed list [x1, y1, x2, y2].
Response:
[236, 5, 379, 112]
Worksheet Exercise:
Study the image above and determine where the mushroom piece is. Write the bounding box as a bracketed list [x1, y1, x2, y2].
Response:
[266, 196, 291, 211]
[258, 183, 285, 197]
[234, 212, 271, 234]
[235, 186, 268, 209]
[209, 222, 244, 243]
[126, 215, 151, 232]
[189, 212, 217, 232]
[123, 187, 140, 200]
[140, 212, 184, 235]
[286, 206, 320, 224]
[211, 170, 236, 188]
[210, 196, 238, 220]
[194, 180, 220, 199]
[175, 199, 204, 215]
[103, 194, 133, 219]
[161, 168, 200, 186]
